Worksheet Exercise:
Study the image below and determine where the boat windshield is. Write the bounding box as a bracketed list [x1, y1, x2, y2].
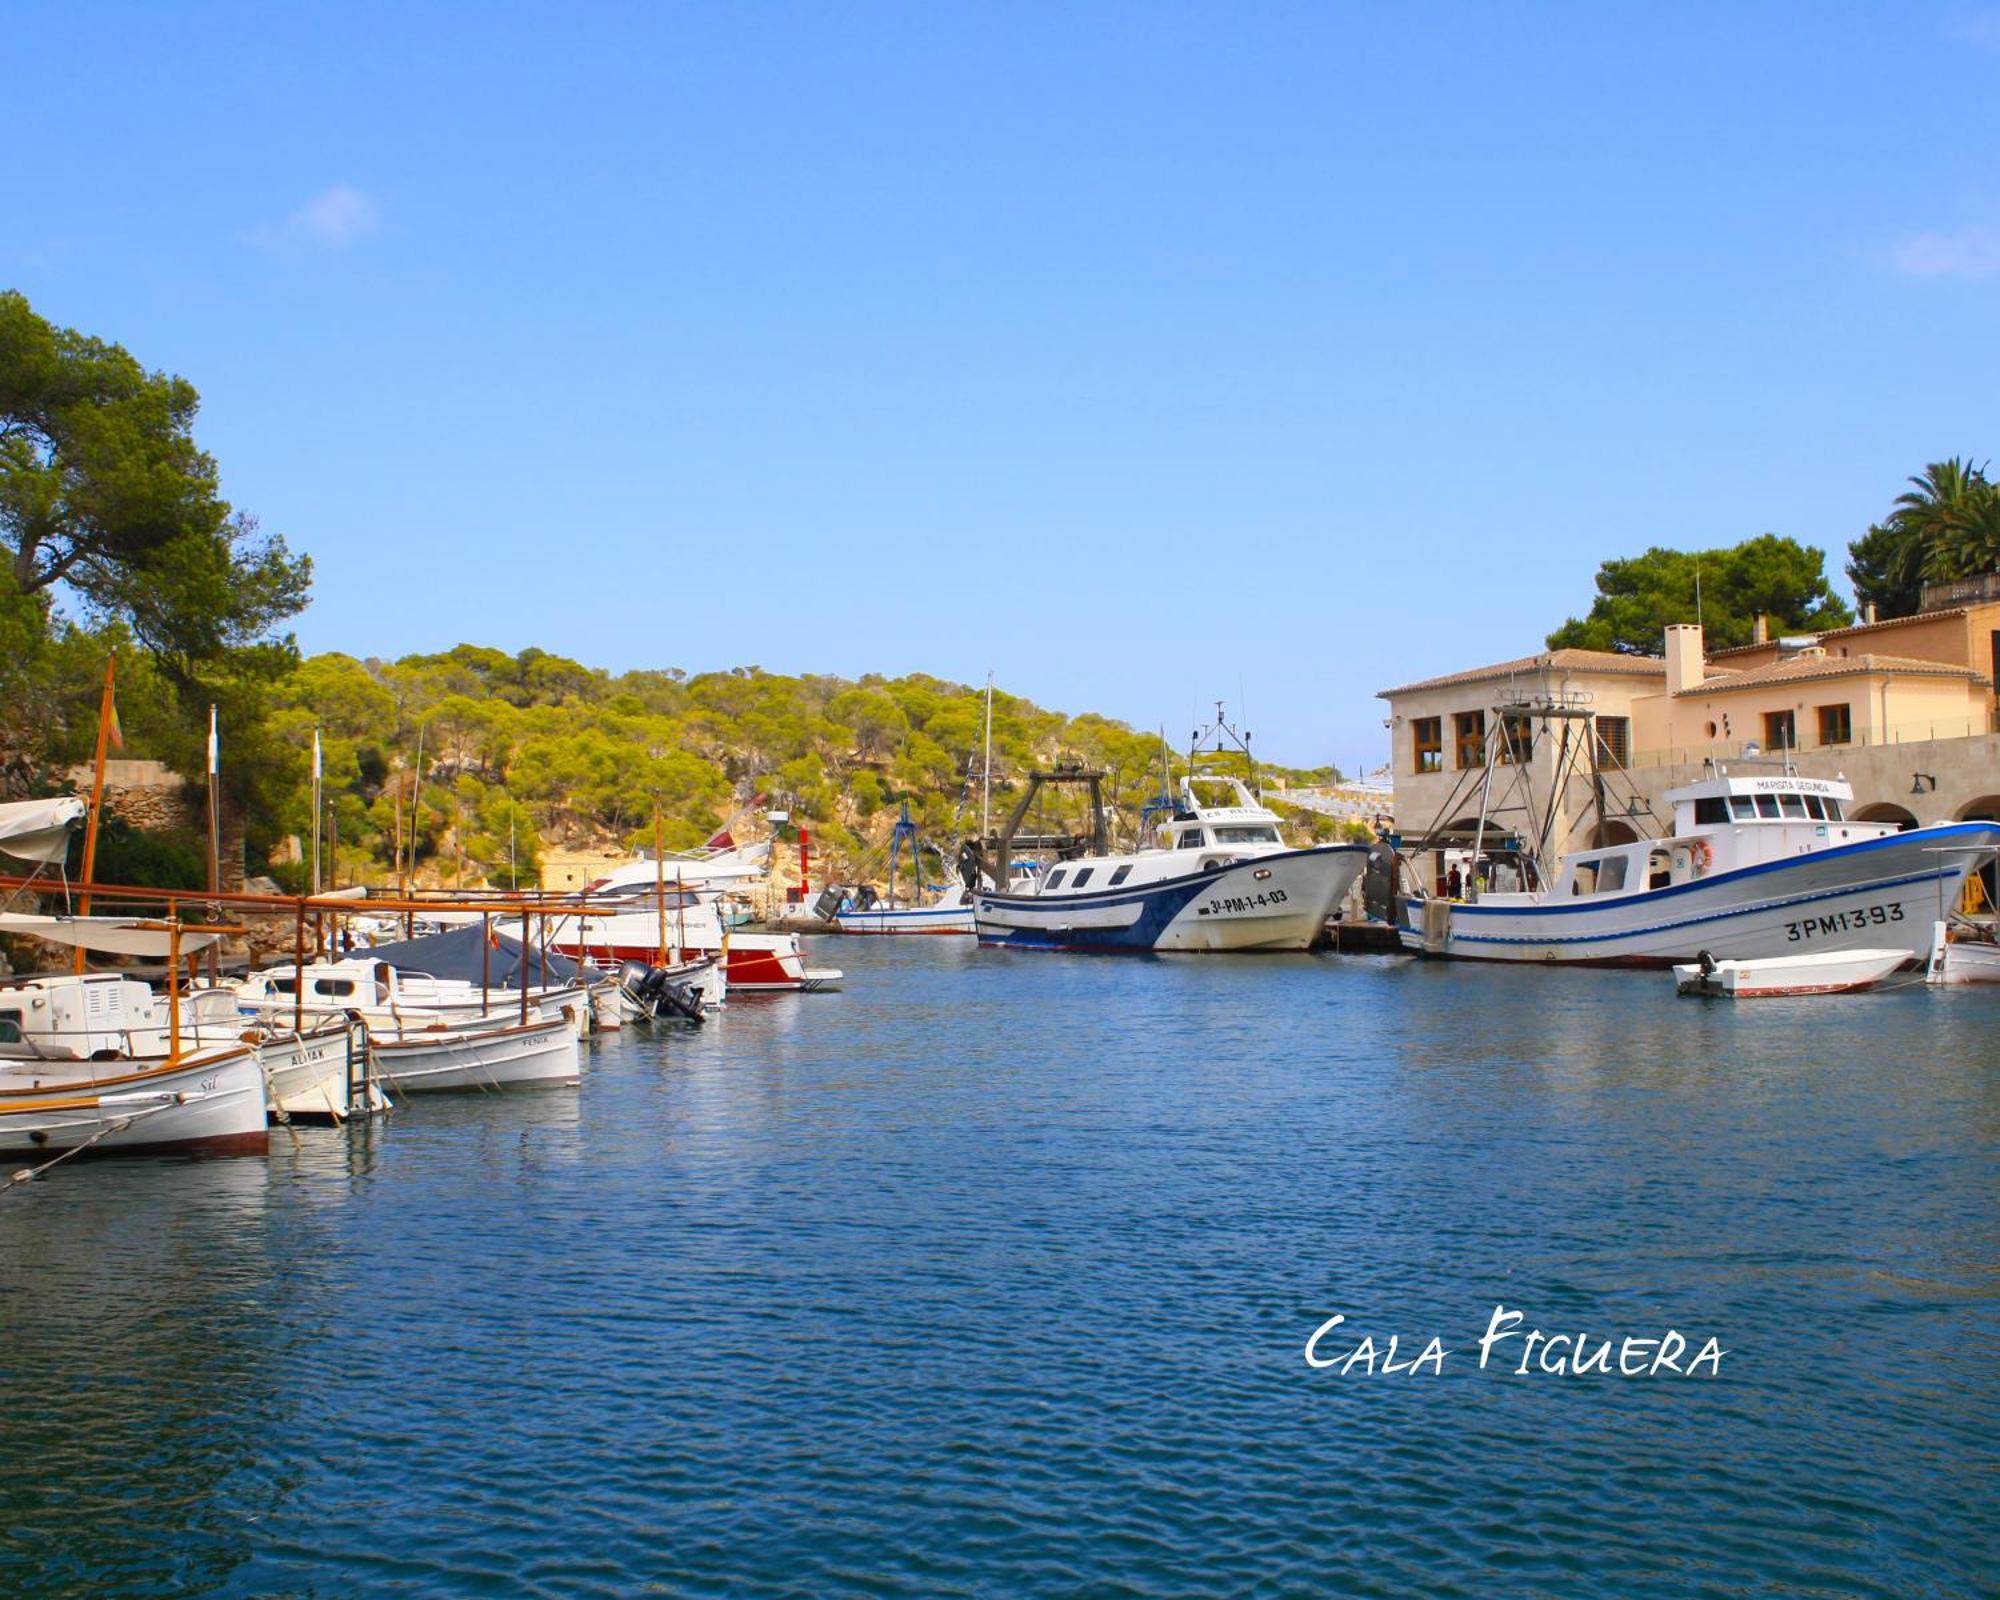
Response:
[1212, 826, 1280, 844]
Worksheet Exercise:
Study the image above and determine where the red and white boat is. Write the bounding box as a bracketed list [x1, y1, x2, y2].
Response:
[547, 890, 840, 992]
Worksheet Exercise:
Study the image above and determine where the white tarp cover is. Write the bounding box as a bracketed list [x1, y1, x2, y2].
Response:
[0, 913, 229, 957]
[0, 796, 86, 865]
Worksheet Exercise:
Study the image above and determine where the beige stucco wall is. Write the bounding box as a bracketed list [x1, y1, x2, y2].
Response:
[1614, 733, 2000, 829]
[1714, 603, 2000, 692]
[1631, 670, 1992, 765]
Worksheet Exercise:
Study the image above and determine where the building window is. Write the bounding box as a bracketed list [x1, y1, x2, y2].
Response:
[1498, 712, 1533, 764]
[1817, 703, 1851, 746]
[1413, 717, 1442, 774]
[1764, 709, 1797, 752]
[1455, 710, 1486, 769]
[1594, 716, 1630, 768]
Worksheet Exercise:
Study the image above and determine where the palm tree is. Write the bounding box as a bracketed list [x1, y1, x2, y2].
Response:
[1893, 456, 1991, 581]
[1931, 484, 2000, 582]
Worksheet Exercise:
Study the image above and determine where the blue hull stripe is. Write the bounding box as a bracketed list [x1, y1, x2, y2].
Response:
[977, 845, 1366, 917]
[1441, 865, 1949, 947]
[977, 876, 1214, 952]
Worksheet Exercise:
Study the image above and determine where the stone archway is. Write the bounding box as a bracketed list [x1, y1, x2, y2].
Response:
[1589, 818, 1641, 849]
[1955, 796, 2000, 912]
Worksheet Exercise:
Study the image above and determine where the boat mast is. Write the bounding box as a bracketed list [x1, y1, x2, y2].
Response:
[207, 705, 224, 981]
[980, 672, 994, 848]
[654, 809, 667, 966]
[1470, 709, 1501, 876]
[307, 724, 321, 898]
[1586, 710, 1610, 849]
[74, 654, 118, 974]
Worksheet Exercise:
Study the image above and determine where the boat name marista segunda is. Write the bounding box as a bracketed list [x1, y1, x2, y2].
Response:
[1303, 1307, 1727, 1378]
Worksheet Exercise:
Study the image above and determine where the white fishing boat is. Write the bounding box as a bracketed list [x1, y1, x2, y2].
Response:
[834, 800, 979, 935]
[1398, 770, 2000, 967]
[836, 884, 978, 935]
[367, 1014, 581, 1094]
[1673, 947, 1909, 997]
[973, 712, 1369, 954]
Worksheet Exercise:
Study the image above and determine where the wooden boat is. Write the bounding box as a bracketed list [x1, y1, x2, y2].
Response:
[1673, 947, 1909, 997]
[367, 1014, 581, 1094]
[256, 1020, 385, 1122]
[1936, 936, 2000, 985]
[0, 1042, 268, 1157]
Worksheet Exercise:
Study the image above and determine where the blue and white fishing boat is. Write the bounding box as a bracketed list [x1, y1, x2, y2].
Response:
[972, 710, 1369, 953]
[1398, 769, 2000, 966]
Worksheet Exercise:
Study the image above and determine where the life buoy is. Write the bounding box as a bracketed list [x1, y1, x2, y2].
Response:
[1690, 838, 1713, 873]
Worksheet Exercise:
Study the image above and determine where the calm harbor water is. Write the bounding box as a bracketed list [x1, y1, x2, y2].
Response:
[1, 940, 1994, 1597]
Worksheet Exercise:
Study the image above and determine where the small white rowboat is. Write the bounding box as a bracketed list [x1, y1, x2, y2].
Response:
[1935, 937, 2000, 985]
[1674, 947, 1909, 998]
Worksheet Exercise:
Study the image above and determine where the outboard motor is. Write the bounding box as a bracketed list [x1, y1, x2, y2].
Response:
[656, 982, 705, 1025]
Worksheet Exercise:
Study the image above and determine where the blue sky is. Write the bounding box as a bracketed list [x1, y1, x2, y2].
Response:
[5, 2, 1997, 768]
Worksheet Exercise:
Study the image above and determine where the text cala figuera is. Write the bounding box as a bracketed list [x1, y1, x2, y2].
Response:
[1304, 1306, 1727, 1378]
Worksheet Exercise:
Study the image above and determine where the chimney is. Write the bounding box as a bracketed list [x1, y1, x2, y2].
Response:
[1862, 601, 1877, 626]
[1753, 612, 1769, 645]
[1664, 623, 1704, 696]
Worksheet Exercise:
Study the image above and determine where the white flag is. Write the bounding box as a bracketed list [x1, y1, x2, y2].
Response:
[312, 727, 323, 781]
[207, 705, 219, 775]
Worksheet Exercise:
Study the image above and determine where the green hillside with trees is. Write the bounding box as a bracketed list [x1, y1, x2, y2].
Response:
[4, 290, 1994, 891]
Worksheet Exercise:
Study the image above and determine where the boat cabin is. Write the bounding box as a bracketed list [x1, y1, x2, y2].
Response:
[1547, 772, 1900, 902]
[0, 972, 167, 1059]
[1151, 776, 1286, 854]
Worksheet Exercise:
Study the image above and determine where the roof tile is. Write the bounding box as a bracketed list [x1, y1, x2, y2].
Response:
[1378, 649, 1664, 699]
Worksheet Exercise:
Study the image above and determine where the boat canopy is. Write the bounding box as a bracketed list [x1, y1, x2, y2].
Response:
[0, 912, 231, 957]
[0, 796, 86, 866]
[358, 923, 596, 989]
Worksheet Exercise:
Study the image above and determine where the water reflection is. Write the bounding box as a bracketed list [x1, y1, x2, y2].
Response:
[0, 943, 1993, 1597]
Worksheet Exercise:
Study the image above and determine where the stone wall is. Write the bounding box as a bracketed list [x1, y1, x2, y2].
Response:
[65, 759, 248, 889]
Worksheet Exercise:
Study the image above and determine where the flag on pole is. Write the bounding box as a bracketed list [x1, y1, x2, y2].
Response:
[312, 727, 322, 780]
[106, 697, 124, 752]
[207, 705, 219, 775]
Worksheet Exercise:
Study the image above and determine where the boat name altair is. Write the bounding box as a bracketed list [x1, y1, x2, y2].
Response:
[1303, 1306, 1727, 1377]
